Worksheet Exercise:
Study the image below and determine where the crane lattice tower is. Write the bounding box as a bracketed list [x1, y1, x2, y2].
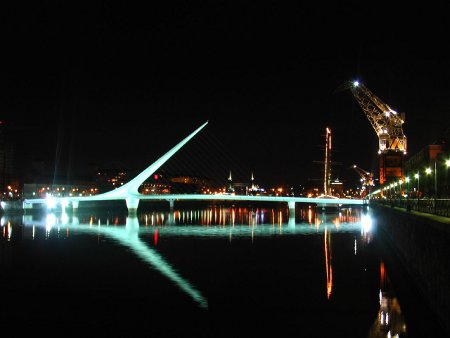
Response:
[349, 81, 407, 184]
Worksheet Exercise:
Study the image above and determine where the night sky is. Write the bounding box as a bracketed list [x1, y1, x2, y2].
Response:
[1, 2, 449, 189]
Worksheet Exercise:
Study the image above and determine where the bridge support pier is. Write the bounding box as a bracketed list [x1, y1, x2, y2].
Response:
[72, 215, 79, 225]
[168, 199, 175, 211]
[72, 201, 79, 211]
[22, 202, 33, 214]
[288, 215, 295, 228]
[126, 197, 140, 215]
[288, 201, 296, 218]
[126, 215, 140, 236]
[168, 211, 175, 225]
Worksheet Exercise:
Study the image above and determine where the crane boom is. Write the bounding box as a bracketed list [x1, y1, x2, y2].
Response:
[350, 81, 407, 154]
[352, 165, 374, 198]
[352, 165, 374, 187]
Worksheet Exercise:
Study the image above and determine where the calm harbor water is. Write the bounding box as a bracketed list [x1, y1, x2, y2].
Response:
[0, 204, 438, 336]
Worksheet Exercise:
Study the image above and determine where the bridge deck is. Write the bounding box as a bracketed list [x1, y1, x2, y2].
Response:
[24, 193, 364, 206]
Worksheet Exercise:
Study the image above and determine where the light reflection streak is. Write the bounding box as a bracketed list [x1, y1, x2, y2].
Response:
[315, 214, 321, 229]
[61, 212, 69, 225]
[361, 213, 374, 243]
[154, 228, 158, 246]
[46, 214, 56, 235]
[76, 220, 361, 237]
[333, 216, 340, 229]
[368, 261, 407, 337]
[324, 226, 333, 299]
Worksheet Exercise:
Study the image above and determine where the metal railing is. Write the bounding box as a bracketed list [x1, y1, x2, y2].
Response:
[370, 198, 450, 218]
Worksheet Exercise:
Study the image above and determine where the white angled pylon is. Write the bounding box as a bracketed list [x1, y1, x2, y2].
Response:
[100, 121, 209, 198]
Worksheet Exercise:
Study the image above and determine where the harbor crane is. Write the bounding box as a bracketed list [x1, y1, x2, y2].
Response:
[348, 81, 407, 184]
[352, 164, 374, 197]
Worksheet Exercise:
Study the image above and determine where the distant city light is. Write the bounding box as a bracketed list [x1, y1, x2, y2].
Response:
[353, 81, 359, 87]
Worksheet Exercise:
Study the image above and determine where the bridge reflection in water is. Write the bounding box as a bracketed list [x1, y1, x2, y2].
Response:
[18, 206, 370, 307]
[1, 206, 408, 336]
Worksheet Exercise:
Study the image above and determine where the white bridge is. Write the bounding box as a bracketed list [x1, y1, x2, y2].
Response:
[23, 121, 364, 214]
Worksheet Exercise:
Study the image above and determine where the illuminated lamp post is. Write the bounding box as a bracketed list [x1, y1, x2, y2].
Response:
[398, 179, 403, 209]
[405, 176, 411, 211]
[446, 159, 450, 197]
[434, 160, 438, 197]
[425, 166, 435, 213]
[414, 172, 420, 200]
[425, 167, 432, 197]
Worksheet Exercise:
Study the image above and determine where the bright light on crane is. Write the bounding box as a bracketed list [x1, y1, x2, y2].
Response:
[353, 81, 359, 87]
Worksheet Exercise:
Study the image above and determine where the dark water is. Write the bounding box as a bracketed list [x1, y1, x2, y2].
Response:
[0, 205, 434, 337]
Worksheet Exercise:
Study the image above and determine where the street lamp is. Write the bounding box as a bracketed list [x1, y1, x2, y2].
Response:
[414, 172, 420, 199]
[434, 161, 438, 197]
[404, 176, 411, 211]
[446, 159, 450, 197]
[425, 167, 432, 197]
[405, 176, 410, 197]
